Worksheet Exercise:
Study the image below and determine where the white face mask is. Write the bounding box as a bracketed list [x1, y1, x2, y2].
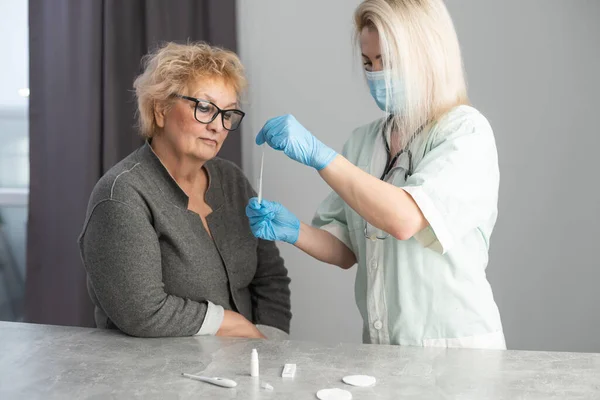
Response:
[365, 70, 405, 113]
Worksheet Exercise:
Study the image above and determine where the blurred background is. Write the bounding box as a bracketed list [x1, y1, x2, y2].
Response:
[1, 0, 599, 353]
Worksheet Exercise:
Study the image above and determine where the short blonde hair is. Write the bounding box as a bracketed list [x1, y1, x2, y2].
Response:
[354, 0, 469, 149]
[133, 41, 247, 138]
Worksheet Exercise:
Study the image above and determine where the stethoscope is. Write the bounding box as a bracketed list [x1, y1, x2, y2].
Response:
[379, 116, 425, 181]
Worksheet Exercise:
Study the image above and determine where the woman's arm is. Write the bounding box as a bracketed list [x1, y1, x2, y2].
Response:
[256, 114, 426, 240]
[246, 198, 356, 269]
[248, 237, 292, 334]
[295, 223, 356, 269]
[319, 156, 428, 240]
[217, 310, 265, 339]
[256, 111, 498, 251]
[80, 199, 263, 338]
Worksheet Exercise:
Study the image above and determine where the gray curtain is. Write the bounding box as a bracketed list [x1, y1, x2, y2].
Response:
[26, 0, 240, 327]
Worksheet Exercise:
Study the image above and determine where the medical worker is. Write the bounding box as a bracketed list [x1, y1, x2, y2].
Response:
[246, 0, 505, 349]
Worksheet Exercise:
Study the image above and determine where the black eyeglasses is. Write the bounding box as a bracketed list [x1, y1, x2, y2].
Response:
[175, 94, 245, 131]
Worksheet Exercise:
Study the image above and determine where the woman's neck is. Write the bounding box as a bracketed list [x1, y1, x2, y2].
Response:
[150, 136, 207, 196]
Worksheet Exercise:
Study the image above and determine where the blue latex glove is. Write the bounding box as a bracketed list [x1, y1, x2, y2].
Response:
[256, 114, 337, 170]
[246, 197, 300, 244]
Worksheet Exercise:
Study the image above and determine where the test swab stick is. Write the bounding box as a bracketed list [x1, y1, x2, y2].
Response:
[258, 149, 265, 204]
[181, 373, 237, 388]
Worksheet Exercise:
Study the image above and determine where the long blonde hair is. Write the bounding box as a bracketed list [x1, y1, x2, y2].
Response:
[354, 0, 469, 150]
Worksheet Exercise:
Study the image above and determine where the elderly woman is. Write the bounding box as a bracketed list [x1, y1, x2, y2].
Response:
[78, 42, 291, 339]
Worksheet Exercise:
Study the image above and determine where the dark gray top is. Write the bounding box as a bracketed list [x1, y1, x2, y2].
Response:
[78, 142, 291, 337]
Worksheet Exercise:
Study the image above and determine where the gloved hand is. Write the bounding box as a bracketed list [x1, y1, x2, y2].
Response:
[246, 197, 300, 244]
[256, 114, 337, 170]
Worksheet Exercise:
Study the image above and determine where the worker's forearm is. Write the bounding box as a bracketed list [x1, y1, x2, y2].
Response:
[294, 222, 356, 269]
[319, 155, 428, 240]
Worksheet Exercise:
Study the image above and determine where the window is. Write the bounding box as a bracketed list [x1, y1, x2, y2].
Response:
[0, 0, 29, 321]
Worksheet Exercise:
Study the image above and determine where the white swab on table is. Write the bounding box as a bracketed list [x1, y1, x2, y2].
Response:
[261, 382, 274, 390]
[181, 373, 237, 388]
[257, 148, 265, 205]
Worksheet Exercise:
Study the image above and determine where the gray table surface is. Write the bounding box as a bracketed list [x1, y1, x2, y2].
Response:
[1, 322, 600, 399]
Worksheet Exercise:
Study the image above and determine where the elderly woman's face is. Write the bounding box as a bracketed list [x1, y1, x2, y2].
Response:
[156, 78, 238, 162]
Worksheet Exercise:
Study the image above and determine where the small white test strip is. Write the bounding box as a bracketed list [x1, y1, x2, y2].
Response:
[281, 363, 296, 378]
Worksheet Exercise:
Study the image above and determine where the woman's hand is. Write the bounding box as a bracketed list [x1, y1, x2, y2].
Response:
[216, 310, 266, 339]
[256, 114, 337, 170]
[246, 197, 300, 244]
[247, 198, 355, 269]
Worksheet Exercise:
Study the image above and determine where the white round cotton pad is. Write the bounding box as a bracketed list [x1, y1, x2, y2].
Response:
[342, 375, 376, 387]
[316, 388, 353, 400]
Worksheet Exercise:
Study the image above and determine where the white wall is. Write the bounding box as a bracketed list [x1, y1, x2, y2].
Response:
[0, 0, 29, 109]
[0, 0, 29, 190]
[0, 0, 29, 189]
[238, 0, 371, 344]
[0, 0, 29, 313]
[445, 0, 600, 352]
[237, 0, 600, 351]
